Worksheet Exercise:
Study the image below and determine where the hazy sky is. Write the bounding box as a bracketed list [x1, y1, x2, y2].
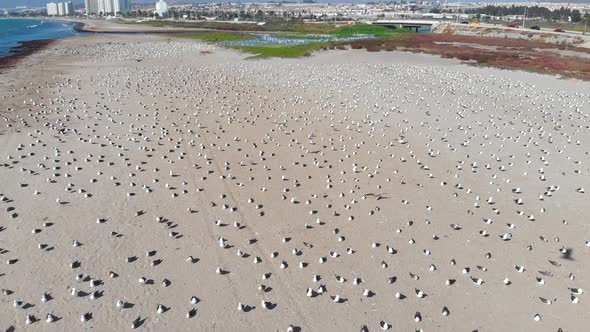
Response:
[0, 0, 457, 9]
[0, 0, 372, 8]
[0, 0, 560, 9]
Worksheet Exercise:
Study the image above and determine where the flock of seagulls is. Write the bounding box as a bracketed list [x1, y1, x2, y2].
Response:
[55, 36, 218, 63]
[0, 36, 589, 331]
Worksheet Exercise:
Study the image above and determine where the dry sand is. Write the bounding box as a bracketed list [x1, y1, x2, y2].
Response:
[1, 33, 589, 331]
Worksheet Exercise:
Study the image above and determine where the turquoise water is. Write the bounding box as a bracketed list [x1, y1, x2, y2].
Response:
[0, 18, 82, 57]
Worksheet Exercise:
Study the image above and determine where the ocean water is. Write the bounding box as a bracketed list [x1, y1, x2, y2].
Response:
[0, 18, 82, 57]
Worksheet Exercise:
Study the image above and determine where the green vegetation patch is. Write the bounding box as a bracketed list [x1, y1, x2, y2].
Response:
[288, 23, 338, 34]
[166, 22, 414, 59]
[232, 43, 328, 59]
[330, 24, 412, 39]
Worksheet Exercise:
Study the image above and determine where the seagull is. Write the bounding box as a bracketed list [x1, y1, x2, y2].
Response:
[471, 277, 484, 285]
[131, 317, 141, 329]
[539, 297, 552, 305]
[187, 308, 197, 318]
[332, 295, 343, 303]
[414, 312, 422, 322]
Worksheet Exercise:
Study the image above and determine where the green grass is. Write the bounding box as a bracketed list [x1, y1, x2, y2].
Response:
[289, 23, 338, 34]
[165, 21, 414, 59]
[172, 32, 254, 42]
[232, 43, 328, 59]
[330, 24, 411, 39]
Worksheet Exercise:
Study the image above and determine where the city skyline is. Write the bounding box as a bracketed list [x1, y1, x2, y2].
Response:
[5, 0, 590, 10]
[84, 0, 130, 14]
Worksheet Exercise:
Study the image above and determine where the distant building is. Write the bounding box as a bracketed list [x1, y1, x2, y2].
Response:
[86, 0, 130, 15]
[47, 2, 58, 16]
[85, 0, 99, 15]
[57, 2, 65, 15]
[113, 0, 131, 14]
[64, 1, 73, 15]
[98, 0, 113, 14]
[48, 1, 73, 16]
[155, 0, 169, 17]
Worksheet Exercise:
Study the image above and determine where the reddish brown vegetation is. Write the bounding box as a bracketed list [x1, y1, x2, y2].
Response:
[336, 34, 590, 80]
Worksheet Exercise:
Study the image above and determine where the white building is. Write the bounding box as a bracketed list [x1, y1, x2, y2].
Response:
[98, 0, 112, 14]
[155, 0, 168, 17]
[113, 0, 130, 14]
[48, 1, 73, 16]
[86, 0, 130, 15]
[57, 2, 65, 15]
[64, 1, 73, 15]
[46, 2, 58, 16]
[85, 0, 99, 15]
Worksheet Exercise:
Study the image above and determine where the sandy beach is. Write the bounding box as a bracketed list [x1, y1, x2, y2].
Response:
[1, 33, 589, 331]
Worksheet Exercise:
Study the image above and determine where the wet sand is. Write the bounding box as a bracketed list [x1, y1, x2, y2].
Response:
[0, 39, 57, 73]
[1, 33, 589, 331]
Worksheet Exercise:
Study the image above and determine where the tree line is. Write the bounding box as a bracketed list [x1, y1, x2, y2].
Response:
[466, 5, 588, 23]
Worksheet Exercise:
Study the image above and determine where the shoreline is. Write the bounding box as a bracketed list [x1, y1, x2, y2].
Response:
[0, 38, 56, 72]
[0, 18, 82, 72]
